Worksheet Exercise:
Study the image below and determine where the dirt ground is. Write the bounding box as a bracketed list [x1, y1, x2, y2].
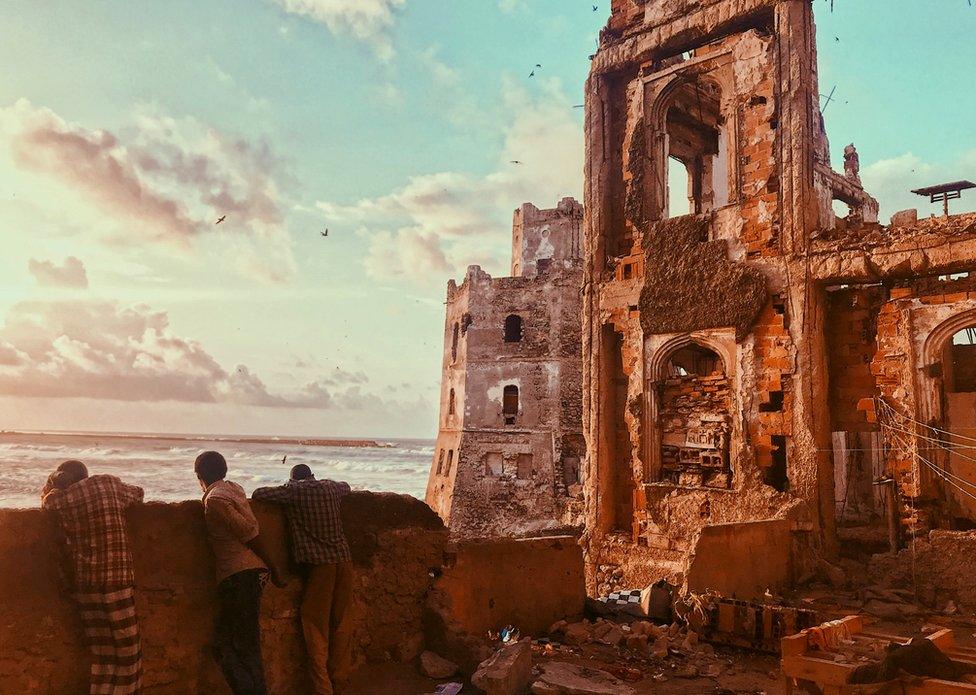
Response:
[343, 579, 976, 695]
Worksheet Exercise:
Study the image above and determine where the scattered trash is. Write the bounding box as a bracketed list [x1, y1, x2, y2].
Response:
[432, 682, 463, 695]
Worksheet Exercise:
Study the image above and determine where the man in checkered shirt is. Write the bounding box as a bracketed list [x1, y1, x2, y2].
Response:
[41, 460, 144, 695]
[252, 464, 353, 695]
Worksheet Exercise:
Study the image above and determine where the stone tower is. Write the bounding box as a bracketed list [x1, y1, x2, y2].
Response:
[426, 198, 586, 538]
[580, 0, 882, 595]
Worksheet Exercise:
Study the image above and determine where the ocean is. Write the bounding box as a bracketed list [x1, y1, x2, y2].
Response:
[0, 431, 434, 508]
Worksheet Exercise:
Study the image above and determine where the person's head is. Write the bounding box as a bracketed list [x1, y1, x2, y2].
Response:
[53, 460, 88, 489]
[289, 464, 314, 482]
[194, 451, 227, 491]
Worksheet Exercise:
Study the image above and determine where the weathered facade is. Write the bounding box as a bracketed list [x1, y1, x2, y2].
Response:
[425, 198, 586, 538]
[581, 0, 976, 595]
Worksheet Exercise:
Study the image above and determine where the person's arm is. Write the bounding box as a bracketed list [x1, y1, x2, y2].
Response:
[325, 480, 351, 497]
[251, 484, 293, 504]
[115, 479, 144, 508]
[41, 476, 64, 510]
[208, 497, 287, 587]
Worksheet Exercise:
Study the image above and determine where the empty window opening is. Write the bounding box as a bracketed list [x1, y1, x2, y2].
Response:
[759, 390, 785, 413]
[622, 262, 634, 280]
[436, 449, 444, 475]
[562, 457, 580, 486]
[485, 452, 504, 477]
[517, 454, 534, 479]
[664, 79, 727, 219]
[504, 314, 523, 343]
[944, 327, 976, 393]
[765, 435, 789, 492]
[660, 343, 732, 488]
[445, 450, 454, 476]
[536, 258, 552, 275]
[451, 322, 460, 362]
[503, 385, 520, 425]
[448, 388, 456, 415]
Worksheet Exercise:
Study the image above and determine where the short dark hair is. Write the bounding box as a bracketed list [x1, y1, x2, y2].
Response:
[194, 451, 227, 485]
[290, 464, 314, 481]
[54, 460, 89, 489]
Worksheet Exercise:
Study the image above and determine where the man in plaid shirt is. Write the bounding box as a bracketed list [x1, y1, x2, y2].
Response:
[253, 464, 353, 695]
[41, 460, 144, 695]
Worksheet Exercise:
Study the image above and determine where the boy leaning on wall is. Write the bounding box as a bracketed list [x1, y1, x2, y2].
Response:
[42, 459, 145, 695]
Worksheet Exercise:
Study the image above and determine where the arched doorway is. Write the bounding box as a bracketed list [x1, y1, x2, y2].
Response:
[654, 341, 732, 488]
[940, 324, 976, 523]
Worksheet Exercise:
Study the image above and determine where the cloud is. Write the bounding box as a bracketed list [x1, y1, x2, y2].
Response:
[860, 149, 976, 223]
[0, 99, 295, 283]
[271, 0, 405, 61]
[319, 77, 583, 284]
[28, 256, 89, 289]
[0, 300, 374, 409]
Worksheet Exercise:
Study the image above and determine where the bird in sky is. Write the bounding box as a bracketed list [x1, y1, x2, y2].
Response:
[510, 160, 523, 165]
[529, 70, 535, 78]
[321, 228, 329, 237]
[281, 455, 287, 465]
[215, 215, 226, 225]
[573, 104, 585, 108]
[593, 5, 599, 11]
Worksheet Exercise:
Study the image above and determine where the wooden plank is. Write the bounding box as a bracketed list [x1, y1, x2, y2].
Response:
[781, 655, 853, 685]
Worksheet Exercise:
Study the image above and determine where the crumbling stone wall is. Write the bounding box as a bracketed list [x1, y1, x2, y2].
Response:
[581, 0, 852, 594]
[426, 199, 585, 539]
[0, 493, 447, 694]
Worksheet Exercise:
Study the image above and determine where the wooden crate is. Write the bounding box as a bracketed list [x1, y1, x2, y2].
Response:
[781, 615, 976, 694]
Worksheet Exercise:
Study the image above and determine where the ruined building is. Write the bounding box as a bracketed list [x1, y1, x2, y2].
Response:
[426, 198, 586, 538]
[581, 0, 976, 594]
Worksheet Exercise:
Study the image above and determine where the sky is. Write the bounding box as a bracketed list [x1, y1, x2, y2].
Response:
[0, 0, 974, 439]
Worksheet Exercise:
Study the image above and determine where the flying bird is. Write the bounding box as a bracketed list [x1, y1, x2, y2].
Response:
[529, 70, 535, 78]
[593, 5, 599, 11]
[510, 160, 523, 165]
[573, 104, 585, 108]
[321, 228, 329, 237]
[215, 215, 227, 225]
[281, 455, 287, 465]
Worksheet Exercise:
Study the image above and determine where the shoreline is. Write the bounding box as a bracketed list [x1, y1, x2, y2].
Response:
[0, 430, 391, 449]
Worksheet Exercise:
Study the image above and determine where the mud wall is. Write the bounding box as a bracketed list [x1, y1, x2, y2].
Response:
[0, 493, 447, 694]
[683, 519, 792, 599]
[425, 535, 585, 671]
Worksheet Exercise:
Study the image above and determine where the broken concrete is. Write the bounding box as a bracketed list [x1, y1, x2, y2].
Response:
[531, 661, 636, 695]
[471, 640, 533, 695]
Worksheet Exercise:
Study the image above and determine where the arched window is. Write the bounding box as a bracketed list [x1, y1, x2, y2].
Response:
[503, 385, 519, 425]
[451, 322, 460, 362]
[448, 388, 456, 415]
[504, 314, 523, 343]
[943, 326, 976, 393]
[662, 79, 727, 218]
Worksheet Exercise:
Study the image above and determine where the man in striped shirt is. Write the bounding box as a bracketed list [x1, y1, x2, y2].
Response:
[253, 465, 353, 695]
[41, 460, 145, 695]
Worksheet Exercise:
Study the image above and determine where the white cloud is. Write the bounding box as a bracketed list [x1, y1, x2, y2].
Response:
[318, 77, 583, 285]
[0, 300, 378, 409]
[271, 0, 405, 61]
[28, 256, 89, 289]
[0, 99, 295, 283]
[860, 149, 976, 223]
